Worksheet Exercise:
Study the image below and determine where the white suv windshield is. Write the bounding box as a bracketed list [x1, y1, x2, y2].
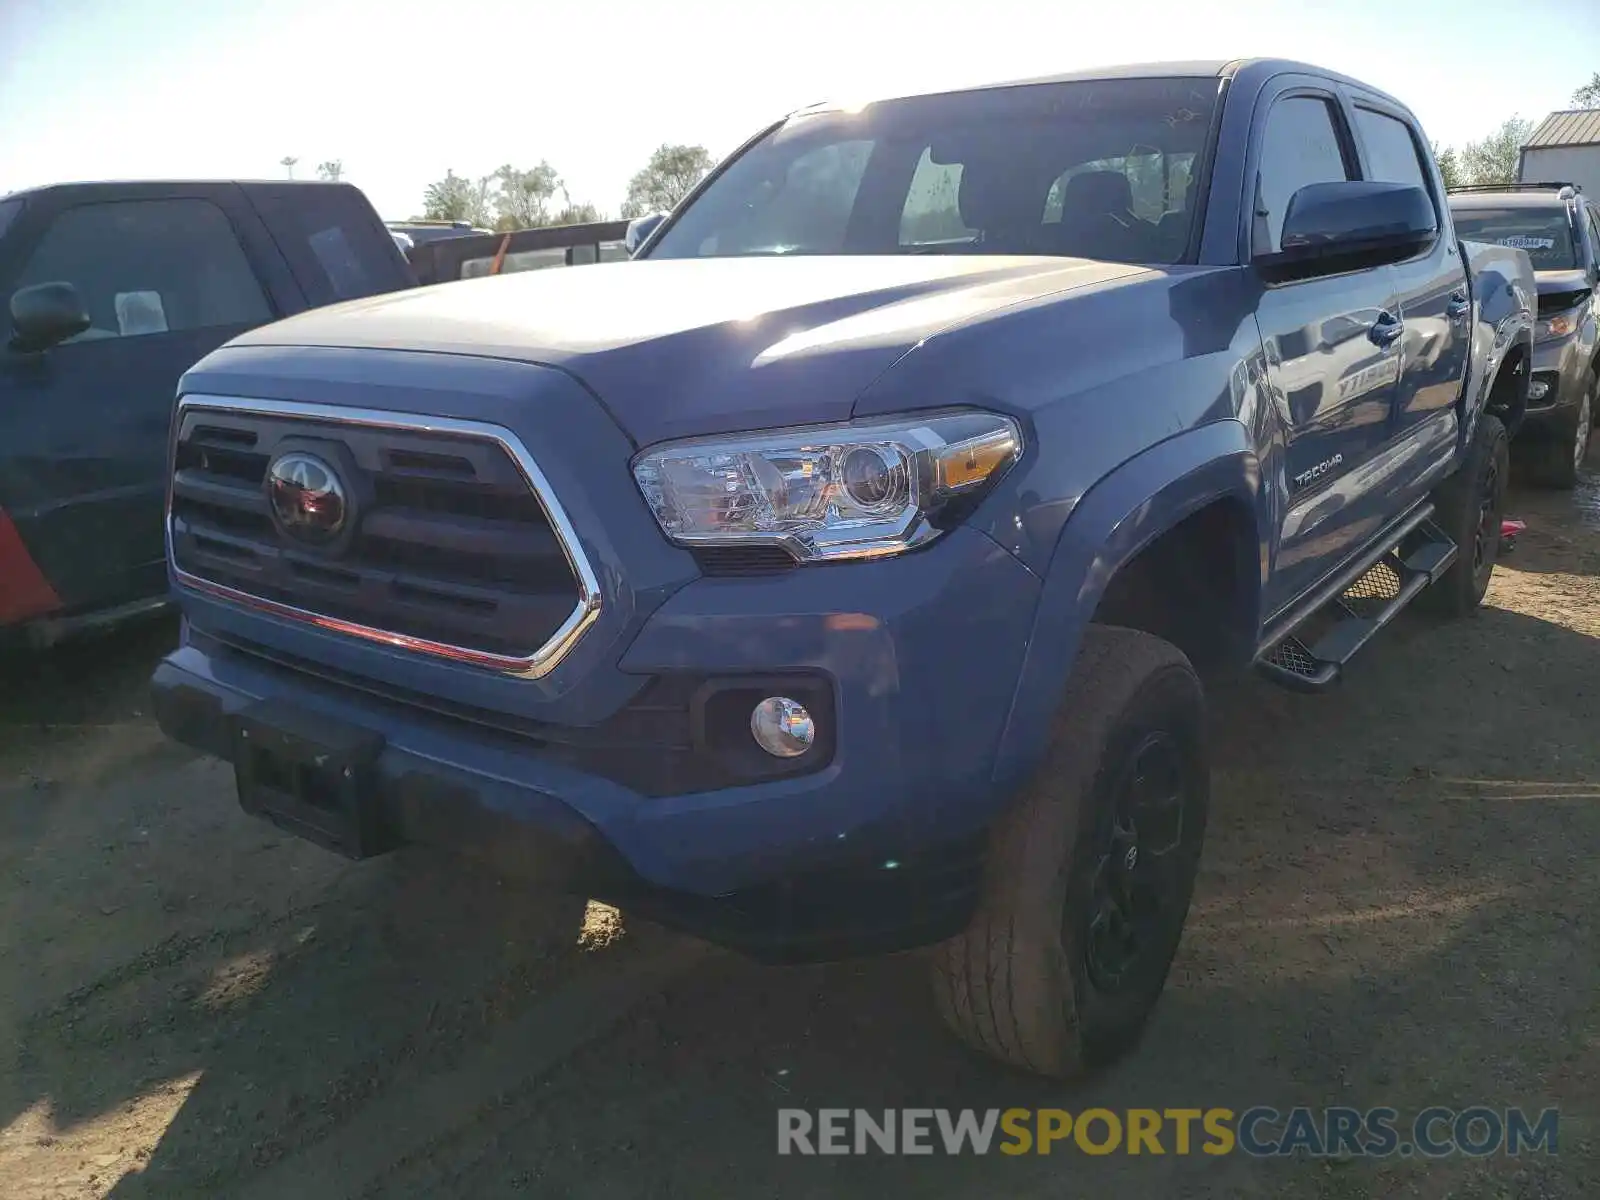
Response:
[647, 76, 1223, 266]
[1452, 206, 1579, 270]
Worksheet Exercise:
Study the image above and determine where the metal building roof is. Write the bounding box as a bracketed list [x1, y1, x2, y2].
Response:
[1524, 109, 1600, 149]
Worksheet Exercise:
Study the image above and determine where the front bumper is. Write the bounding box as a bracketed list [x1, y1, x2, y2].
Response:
[153, 525, 1042, 961]
[1519, 334, 1588, 434]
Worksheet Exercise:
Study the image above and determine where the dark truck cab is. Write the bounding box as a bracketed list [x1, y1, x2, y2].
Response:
[0, 180, 414, 645]
[150, 61, 1533, 1078]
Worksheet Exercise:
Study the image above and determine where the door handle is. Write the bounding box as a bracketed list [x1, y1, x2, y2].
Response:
[1368, 310, 1404, 348]
[1446, 290, 1470, 320]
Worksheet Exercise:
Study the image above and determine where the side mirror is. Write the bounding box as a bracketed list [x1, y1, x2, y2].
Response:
[624, 212, 669, 256]
[1255, 182, 1437, 277]
[9, 281, 91, 353]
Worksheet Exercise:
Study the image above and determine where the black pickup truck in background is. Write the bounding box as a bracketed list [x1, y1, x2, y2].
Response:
[0, 180, 416, 646]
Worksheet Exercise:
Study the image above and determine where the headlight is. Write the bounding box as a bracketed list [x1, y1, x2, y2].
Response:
[1535, 312, 1579, 343]
[631, 410, 1023, 562]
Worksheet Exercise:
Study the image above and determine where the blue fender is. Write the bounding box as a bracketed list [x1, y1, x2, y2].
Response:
[990, 419, 1266, 793]
[1457, 241, 1537, 446]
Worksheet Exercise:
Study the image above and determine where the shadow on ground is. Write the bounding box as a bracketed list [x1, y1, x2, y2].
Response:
[0, 613, 178, 779]
[4, 837, 611, 1199]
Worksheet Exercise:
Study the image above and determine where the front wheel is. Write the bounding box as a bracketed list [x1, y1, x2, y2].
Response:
[1418, 413, 1509, 618]
[930, 626, 1208, 1078]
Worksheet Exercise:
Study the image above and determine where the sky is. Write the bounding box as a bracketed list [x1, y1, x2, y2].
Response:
[2, 0, 1596, 221]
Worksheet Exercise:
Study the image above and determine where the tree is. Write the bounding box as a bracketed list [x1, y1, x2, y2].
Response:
[1459, 117, 1532, 188]
[621, 144, 714, 218]
[548, 183, 603, 227]
[317, 160, 344, 182]
[492, 161, 561, 230]
[421, 169, 494, 226]
[1574, 73, 1600, 107]
[420, 163, 606, 231]
[280, 156, 299, 180]
[1432, 142, 1463, 190]
[553, 201, 603, 225]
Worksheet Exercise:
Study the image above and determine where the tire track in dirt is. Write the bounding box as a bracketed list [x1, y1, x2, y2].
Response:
[239, 940, 710, 1200]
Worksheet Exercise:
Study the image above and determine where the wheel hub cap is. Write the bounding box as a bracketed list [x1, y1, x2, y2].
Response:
[1082, 731, 1187, 992]
[1472, 457, 1500, 576]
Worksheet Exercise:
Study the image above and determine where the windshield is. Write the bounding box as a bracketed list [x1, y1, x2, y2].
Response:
[647, 76, 1223, 265]
[1451, 206, 1579, 270]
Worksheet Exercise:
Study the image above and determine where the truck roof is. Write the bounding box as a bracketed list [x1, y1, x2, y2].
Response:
[1, 179, 362, 205]
[807, 58, 1414, 124]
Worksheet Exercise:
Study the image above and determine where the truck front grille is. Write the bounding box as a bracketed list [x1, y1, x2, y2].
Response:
[167, 396, 600, 677]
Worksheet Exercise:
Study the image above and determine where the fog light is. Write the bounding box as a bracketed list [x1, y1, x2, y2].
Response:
[1528, 379, 1550, 401]
[750, 696, 815, 758]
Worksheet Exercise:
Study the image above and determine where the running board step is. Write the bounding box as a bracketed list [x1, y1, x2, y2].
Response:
[1255, 516, 1457, 694]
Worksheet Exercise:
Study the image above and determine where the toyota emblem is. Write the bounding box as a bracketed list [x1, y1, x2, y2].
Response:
[266, 451, 348, 545]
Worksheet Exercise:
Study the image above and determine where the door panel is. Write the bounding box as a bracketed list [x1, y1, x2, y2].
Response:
[0, 324, 257, 610]
[1351, 104, 1470, 502]
[1260, 272, 1404, 614]
[0, 195, 275, 615]
[1248, 91, 1405, 616]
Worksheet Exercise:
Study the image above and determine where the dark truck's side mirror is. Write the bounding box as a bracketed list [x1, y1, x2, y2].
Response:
[1255, 181, 1437, 278]
[8, 281, 91, 353]
[625, 212, 669, 257]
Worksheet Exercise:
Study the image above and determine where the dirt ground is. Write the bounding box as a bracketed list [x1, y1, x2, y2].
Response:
[1, 469, 1597, 1200]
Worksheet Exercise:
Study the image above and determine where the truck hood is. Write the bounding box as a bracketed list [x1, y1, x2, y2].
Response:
[1533, 268, 1593, 298]
[230, 255, 1149, 445]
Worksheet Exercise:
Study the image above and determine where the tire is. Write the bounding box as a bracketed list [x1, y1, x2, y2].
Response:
[930, 625, 1208, 1078]
[1417, 412, 1509, 617]
[1520, 370, 1595, 490]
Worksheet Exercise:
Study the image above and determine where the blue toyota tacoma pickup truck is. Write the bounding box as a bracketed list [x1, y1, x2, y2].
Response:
[150, 59, 1534, 1077]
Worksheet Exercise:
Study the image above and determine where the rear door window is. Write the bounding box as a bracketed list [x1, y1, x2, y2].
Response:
[1044, 151, 1195, 224]
[12, 198, 272, 342]
[245, 184, 414, 305]
[1354, 108, 1431, 195]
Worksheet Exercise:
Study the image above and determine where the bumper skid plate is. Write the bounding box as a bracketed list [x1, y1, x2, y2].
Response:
[232, 699, 396, 859]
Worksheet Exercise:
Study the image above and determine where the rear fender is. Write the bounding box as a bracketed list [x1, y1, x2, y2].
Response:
[991, 419, 1266, 793]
